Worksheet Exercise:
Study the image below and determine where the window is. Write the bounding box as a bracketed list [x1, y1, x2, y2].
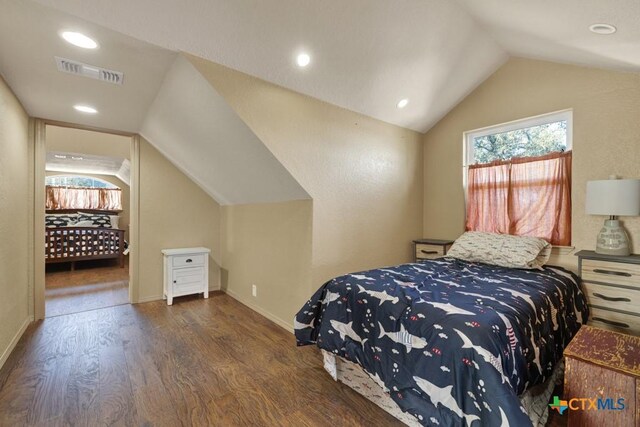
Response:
[46, 175, 118, 189]
[46, 175, 122, 211]
[463, 110, 572, 246]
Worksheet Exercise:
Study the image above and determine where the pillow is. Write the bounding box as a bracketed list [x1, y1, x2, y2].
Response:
[45, 214, 77, 228]
[72, 220, 97, 227]
[77, 212, 112, 228]
[109, 215, 120, 229]
[447, 231, 551, 269]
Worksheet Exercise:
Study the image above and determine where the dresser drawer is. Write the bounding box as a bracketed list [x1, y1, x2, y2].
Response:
[415, 244, 444, 260]
[584, 282, 640, 313]
[589, 307, 640, 335]
[581, 259, 640, 289]
[172, 253, 205, 268]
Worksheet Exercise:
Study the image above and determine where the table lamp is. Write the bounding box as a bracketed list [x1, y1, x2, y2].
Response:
[585, 177, 640, 256]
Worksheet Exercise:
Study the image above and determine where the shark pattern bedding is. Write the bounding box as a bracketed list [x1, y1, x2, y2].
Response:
[295, 258, 589, 426]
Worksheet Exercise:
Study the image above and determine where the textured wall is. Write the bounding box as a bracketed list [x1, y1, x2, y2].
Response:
[189, 55, 424, 328]
[0, 76, 31, 367]
[423, 58, 640, 270]
[137, 137, 221, 302]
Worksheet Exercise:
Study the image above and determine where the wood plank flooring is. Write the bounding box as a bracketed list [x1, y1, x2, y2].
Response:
[1, 291, 568, 426]
[45, 261, 129, 317]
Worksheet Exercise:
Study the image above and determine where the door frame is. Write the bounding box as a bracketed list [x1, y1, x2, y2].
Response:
[32, 118, 140, 319]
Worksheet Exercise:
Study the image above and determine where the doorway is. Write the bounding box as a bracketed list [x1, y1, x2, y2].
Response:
[34, 121, 139, 318]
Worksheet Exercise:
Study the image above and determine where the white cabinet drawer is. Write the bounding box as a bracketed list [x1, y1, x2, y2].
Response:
[172, 253, 205, 268]
[582, 259, 640, 289]
[589, 307, 640, 336]
[583, 282, 640, 313]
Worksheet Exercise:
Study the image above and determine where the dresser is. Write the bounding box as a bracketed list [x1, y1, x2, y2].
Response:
[412, 238, 455, 262]
[576, 250, 640, 335]
[564, 325, 640, 427]
[162, 247, 210, 305]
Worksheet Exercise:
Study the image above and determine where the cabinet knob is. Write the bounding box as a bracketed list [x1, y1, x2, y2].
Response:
[186, 258, 193, 263]
[173, 280, 177, 284]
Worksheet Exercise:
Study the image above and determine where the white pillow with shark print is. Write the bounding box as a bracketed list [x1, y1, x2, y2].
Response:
[447, 231, 551, 269]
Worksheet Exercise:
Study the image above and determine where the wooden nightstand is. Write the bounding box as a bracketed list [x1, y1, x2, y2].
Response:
[576, 250, 640, 335]
[564, 325, 640, 427]
[412, 238, 455, 262]
[162, 247, 210, 305]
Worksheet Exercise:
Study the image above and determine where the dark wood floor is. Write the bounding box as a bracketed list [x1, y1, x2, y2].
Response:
[0, 292, 405, 426]
[0, 290, 567, 426]
[45, 261, 129, 318]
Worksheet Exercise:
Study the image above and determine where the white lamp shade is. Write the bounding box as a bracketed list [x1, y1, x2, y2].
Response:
[586, 179, 640, 216]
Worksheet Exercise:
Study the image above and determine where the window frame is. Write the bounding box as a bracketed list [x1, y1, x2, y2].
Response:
[45, 174, 119, 189]
[461, 109, 573, 247]
[463, 109, 573, 168]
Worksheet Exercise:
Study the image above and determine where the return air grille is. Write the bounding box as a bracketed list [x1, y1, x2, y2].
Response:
[55, 56, 124, 85]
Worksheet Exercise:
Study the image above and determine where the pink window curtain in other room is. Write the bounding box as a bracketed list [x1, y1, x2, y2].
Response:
[45, 186, 122, 211]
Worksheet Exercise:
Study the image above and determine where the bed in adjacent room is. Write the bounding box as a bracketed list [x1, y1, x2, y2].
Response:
[295, 232, 589, 426]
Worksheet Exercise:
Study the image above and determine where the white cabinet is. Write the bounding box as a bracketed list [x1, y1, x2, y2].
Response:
[162, 247, 210, 305]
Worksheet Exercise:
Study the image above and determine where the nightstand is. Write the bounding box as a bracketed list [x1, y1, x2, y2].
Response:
[564, 325, 640, 427]
[162, 247, 210, 305]
[412, 238, 455, 262]
[576, 250, 640, 335]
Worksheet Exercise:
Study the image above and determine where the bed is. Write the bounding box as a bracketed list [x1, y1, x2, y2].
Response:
[45, 209, 125, 269]
[295, 255, 589, 426]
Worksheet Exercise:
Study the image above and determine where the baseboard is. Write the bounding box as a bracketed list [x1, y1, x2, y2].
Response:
[223, 289, 294, 334]
[0, 316, 33, 370]
[135, 294, 163, 303]
[135, 286, 221, 304]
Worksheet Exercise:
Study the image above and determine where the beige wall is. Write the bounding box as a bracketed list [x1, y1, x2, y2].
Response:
[221, 200, 313, 328]
[0, 76, 31, 367]
[137, 137, 221, 302]
[45, 172, 131, 240]
[45, 125, 130, 159]
[189, 55, 424, 328]
[423, 58, 640, 270]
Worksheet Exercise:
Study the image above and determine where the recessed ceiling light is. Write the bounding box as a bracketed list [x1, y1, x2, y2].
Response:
[71, 156, 84, 160]
[296, 53, 311, 67]
[54, 154, 67, 159]
[397, 98, 409, 109]
[73, 104, 98, 114]
[589, 23, 617, 35]
[61, 31, 99, 49]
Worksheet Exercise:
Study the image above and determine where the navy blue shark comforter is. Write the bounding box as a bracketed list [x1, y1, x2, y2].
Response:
[295, 258, 589, 426]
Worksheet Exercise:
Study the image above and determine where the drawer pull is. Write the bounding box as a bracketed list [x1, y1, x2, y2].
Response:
[593, 268, 632, 277]
[592, 317, 629, 328]
[186, 258, 193, 263]
[421, 250, 438, 255]
[592, 292, 631, 302]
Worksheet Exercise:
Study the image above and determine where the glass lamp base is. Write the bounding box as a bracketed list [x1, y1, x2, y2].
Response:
[595, 219, 631, 256]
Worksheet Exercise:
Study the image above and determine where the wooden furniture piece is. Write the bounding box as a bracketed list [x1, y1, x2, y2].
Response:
[576, 250, 640, 335]
[45, 227, 125, 269]
[564, 325, 640, 427]
[162, 247, 210, 305]
[412, 238, 455, 262]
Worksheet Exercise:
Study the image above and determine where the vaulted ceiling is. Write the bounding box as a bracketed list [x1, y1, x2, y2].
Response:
[3, 0, 639, 134]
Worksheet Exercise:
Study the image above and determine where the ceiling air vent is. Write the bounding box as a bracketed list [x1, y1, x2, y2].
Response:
[55, 56, 124, 85]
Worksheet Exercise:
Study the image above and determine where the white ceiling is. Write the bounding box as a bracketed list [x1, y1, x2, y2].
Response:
[458, 0, 640, 72]
[0, 0, 176, 133]
[46, 151, 131, 185]
[3, 0, 639, 135]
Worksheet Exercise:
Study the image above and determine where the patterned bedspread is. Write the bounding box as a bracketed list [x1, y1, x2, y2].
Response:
[295, 258, 589, 426]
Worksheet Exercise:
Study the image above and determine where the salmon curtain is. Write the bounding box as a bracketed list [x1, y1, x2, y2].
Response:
[466, 151, 571, 246]
[45, 186, 122, 211]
